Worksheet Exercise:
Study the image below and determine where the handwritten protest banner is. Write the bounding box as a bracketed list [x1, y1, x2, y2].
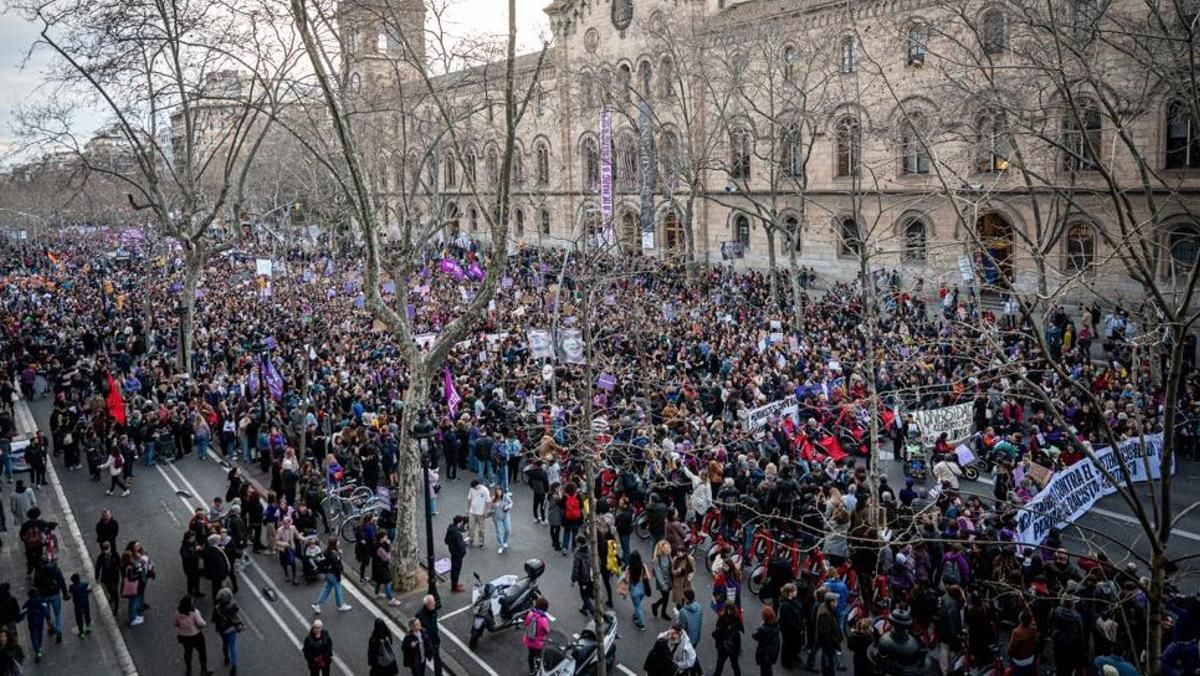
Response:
[745, 398, 800, 432]
[1016, 434, 1169, 546]
[909, 402, 973, 446]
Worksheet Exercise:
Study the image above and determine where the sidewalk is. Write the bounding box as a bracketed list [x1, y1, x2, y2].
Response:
[5, 399, 137, 675]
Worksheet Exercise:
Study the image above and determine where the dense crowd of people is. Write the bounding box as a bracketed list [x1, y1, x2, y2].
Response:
[0, 228, 1196, 676]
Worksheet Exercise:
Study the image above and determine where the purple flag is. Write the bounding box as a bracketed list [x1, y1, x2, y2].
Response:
[597, 373, 617, 391]
[406, 304, 416, 320]
[169, 282, 183, 294]
[467, 262, 485, 281]
[263, 355, 284, 401]
[501, 276, 513, 289]
[381, 281, 396, 295]
[355, 294, 365, 309]
[438, 258, 465, 281]
[443, 368, 461, 417]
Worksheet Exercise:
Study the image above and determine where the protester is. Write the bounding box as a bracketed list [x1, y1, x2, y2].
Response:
[173, 594, 211, 676]
[303, 619, 334, 676]
[522, 596, 550, 675]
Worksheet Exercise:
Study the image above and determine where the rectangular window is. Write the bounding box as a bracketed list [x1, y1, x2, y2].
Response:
[841, 37, 857, 74]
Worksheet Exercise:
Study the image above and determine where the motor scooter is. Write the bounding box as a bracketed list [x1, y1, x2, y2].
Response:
[468, 559, 545, 649]
[537, 611, 618, 676]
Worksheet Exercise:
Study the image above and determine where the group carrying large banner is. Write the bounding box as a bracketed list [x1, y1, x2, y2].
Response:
[1015, 433, 1171, 546]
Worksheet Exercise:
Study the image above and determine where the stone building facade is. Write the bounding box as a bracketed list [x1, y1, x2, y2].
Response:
[342, 0, 1200, 295]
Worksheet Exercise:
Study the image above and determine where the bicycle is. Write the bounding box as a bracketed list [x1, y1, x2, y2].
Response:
[320, 482, 372, 520]
[338, 498, 384, 543]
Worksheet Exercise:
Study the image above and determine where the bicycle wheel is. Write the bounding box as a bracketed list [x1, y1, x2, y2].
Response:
[339, 514, 358, 543]
[349, 485, 373, 507]
[747, 564, 766, 597]
[634, 515, 650, 540]
[321, 495, 343, 520]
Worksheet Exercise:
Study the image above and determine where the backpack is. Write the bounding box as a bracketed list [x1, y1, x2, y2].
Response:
[564, 494, 582, 522]
[524, 612, 543, 642]
[22, 524, 44, 551]
[940, 558, 962, 587]
[113, 453, 124, 469]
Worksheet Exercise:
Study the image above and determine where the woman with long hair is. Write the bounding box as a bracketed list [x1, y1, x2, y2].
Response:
[649, 540, 673, 620]
[367, 617, 399, 676]
[276, 516, 299, 584]
[173, 594, 211, 676]
[623, 550, 651, 631]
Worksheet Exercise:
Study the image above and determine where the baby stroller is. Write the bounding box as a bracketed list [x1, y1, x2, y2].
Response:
[298, 531, 325, 583]
[902, 427, 927, 481]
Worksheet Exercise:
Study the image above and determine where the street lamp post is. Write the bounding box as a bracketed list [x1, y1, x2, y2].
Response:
[411, 409, 442, 676]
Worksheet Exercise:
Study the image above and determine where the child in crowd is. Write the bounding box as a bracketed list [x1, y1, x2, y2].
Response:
[69, 573, 93, 638]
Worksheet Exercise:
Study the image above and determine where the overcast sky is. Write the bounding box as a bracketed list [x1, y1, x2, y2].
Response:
[0, 0, 551, 163]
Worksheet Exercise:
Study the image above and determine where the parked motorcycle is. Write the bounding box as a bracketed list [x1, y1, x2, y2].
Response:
[468, 559, 545, 649]
[537, 611, 618, 676]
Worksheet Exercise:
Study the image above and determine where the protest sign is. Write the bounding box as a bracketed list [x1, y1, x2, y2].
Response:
[526, 329, 554, 359]
[255, 258, 273, 277]
[414, 333, 437, 350]
[1016, 434, 1169, 546]
[558, 328, 586, 364]
[909, 402, 974, 446]
[746, 398, 800, 432]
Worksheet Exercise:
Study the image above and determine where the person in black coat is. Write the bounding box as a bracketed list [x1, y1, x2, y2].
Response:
[95, 509, 120, 553]
[303, 620, 334, 676]
[180, 531, 204, 598]
[368, 618, 400, 676]
[414, 594, 440, 656]
[642, 635, 675, 675]
[444, 517, 468, 592]
[94, 542, 121, 613]
[712, 602, 744, 676]
[777, 583, 805, 669]
[753, 606, 782, 676]
[201, 535, 231, 599]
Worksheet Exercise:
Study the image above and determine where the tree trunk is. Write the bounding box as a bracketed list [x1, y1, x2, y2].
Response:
[390, 369, 430, 591]
[1147, 551, 1166, 676]
[179, 252, 202, 374]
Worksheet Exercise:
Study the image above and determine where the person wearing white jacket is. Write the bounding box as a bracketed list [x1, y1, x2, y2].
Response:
[933, 457, 963, 491]
[99, 449, 130, 496]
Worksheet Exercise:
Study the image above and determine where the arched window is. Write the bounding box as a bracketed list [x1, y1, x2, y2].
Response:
[902, 113, 931, 175]
[781, 123, 804, 178]
[618, 133, 639, 190]
[660, 129, 679, 183]
[982, 9, 1007, 55]
[444, 153, 457, 187]
[785, 215, 802, 252]
[513, 154, 525, 186]
[447, 202, 461, 237]
[464, 150, 477, 183]
[1170, 224, 1200, 271]
[841, 36, 857, 73]
[485, 147, 499, 186]
[1066, 223, 1095, 272]
[515, 209, 525, 236]
[638, 61, 653, 98]
[735, 214, 751, 247]
[783, 46, 798, 81]
[976, 111, 1010, 172]
[664, 211, 684, 250]
[1064, 102, 1102, 171]
[839, 217, 862, 256]
[540, 209, 551, 235]
[622, 212, 639, 250]
[580, 71, 595, 108]
[908, 25, 928, 65]
[468, 206, 479, 231]
[617, 63, 632, 103]
[1166, 99, 1200, 169]
[376, 25, 389, 52]
[835, 116, 861, 178]
[902, 217, 928, 262]
[536, 143, 550, 186]
[659, 56, 675, 99]
[582, 137, 600, 189]
[730, 127, 752, 179]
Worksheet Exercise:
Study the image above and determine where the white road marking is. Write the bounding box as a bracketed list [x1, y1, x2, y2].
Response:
[176, 458, 504, 676]
[976, 475, 1200, 542]
[440, 604, 476, 620]
[156, 464, 354, 676]
[25, 400, 140, 676]
[617, 664, 638, 676]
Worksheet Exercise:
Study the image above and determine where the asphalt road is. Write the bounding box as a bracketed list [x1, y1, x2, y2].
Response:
[29, 386, 1200, 676]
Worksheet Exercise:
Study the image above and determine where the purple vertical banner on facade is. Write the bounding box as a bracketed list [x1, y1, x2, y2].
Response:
[600, 105, 614, 244]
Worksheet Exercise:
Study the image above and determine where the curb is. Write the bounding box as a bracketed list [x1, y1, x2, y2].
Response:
[15, 399, 140, 676]
[232, 462, 466, 676]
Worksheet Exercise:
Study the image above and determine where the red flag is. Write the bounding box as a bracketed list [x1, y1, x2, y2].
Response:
[106, 373, 126, 425]
[818, 435, 847, 461]
[881, 408, 895, 430]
